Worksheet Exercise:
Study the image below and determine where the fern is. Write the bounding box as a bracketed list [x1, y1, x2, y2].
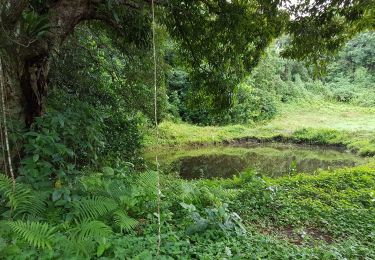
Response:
[15, 191, 48, 218]
[137, 171, 158, 196]
[0, 174, 33, 211]
[70, 220, 112, 241]
[73, 196, 118, 221]
[7, 220, 56, 249]
[113, 210, 138, 232]
[104, 180, 131, 199]
[58, 238, 95, 258]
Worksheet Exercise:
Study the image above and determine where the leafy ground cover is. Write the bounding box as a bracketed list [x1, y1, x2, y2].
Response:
[2, 163, 374, 259]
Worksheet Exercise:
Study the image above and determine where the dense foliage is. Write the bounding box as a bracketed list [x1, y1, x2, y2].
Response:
[1, 165, 375, 258]
[0, 1, 374, 259]
[166, 31, 375, 125]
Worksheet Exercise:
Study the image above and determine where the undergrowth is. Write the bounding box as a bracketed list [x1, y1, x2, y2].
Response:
[1, 164, 375, 259]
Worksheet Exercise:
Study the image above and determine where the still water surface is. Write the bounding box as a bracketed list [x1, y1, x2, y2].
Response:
[146, 142, 366, 179]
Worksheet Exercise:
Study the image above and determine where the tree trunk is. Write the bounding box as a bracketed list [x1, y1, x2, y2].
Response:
[0, 50, 49, 174]
[1, 53, 48, 125]
[0, 52, 23, 169]
[0, 0, 149, 173]
[0, 0, 96, 173]
[20, 55, 49, 127]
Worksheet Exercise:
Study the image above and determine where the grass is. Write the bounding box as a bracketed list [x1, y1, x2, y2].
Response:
[144, 121, 258, 146]
[144, 101, 375, 156]
[269, 101, 375, 132]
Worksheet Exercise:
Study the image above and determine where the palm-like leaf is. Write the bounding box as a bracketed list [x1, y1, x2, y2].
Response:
[113, 210, 138, 232]
[0, 174, 33, 210]
[73, 196, 118, 221]
[7, 220, 56, 249]
[70, 220, 112, 241]
[137, 171, 158, 196]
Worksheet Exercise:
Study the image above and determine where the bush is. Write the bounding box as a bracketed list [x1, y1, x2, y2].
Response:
[19, 103, 103, 188]
[329, 78, 356, 102]
[101, 110, 143, 165]
[230, 84, 277, 123]
[18, 96, 143, 188]
[353, 90, 375, 107]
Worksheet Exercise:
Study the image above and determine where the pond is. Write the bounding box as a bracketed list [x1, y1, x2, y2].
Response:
[145, 142, 367, 179]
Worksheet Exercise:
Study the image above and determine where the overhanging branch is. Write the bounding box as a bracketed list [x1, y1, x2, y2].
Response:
[1, 0, 29, 25]
[91, 13, 127, 37]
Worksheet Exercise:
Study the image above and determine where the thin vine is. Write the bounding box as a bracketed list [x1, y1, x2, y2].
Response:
[151, 0, 162, 255]
[0, 57, 15, 190]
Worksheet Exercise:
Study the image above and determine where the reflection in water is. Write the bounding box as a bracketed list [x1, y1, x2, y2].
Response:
[149, 143, 365, 179]
[174, 153, 357, 179]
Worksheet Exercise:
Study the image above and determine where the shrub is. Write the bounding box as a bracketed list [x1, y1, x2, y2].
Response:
[229, 83, 277, 124]
[329, 78, 356, 102]
[19, 103, 102, 188]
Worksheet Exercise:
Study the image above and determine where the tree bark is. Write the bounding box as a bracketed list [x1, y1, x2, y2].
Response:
[0, 0, 156, 173]
[0, 0, 147, 127]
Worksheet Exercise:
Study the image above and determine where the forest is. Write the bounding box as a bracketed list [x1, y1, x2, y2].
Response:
[0, 0, 374, 259]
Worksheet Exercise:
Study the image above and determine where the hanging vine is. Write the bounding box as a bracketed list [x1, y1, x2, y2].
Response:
[151, 0, 162, 255]
[0, 57, 15, 189]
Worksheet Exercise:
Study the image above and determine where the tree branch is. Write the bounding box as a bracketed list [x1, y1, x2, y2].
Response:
[91, 13, 127, 37]
[1, 0, 29, 25]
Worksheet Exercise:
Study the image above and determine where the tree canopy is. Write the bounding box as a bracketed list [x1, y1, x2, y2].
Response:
[0, 0, 373, 124]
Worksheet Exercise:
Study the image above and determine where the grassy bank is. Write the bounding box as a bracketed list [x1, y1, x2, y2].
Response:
[145, 102, 375, 156]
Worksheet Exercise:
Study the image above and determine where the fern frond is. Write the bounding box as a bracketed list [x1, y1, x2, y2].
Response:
[73, 196, 118, 221]
[113, 210, 138, 233]
[0, 174, 33, 210]
[7, 220, 56, 249]
[137, 171, 158, 195]
[70, 220, 112, 241]
[59, 238, 95, 258]
[15, 191, 48, 218]
[104, 180, 131, 199]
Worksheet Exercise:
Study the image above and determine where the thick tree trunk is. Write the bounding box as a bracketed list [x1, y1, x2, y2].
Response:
[0, 58, 24, 124]
[0, 52, 51, 178]
[0, 0, 148, 173]
[20, 55, 49, 127]
[0, 53, 48, 126]
[0, 0, 96, 173]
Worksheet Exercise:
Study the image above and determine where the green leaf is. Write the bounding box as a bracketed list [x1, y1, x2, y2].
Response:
[73, 196, 118, 221]
[70, 220, 112, 241]
[180, 202, 196, 212]
[7, 220, 56, 250]
[102, 167, 114, 176]
[114, 210, 138, 232]
[96, 243, 106, 257]
[33, 154, 39, 162]
[52, 190, 62, 202]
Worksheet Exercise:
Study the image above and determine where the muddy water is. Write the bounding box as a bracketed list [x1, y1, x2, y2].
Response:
[146, 142, 366, 179]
